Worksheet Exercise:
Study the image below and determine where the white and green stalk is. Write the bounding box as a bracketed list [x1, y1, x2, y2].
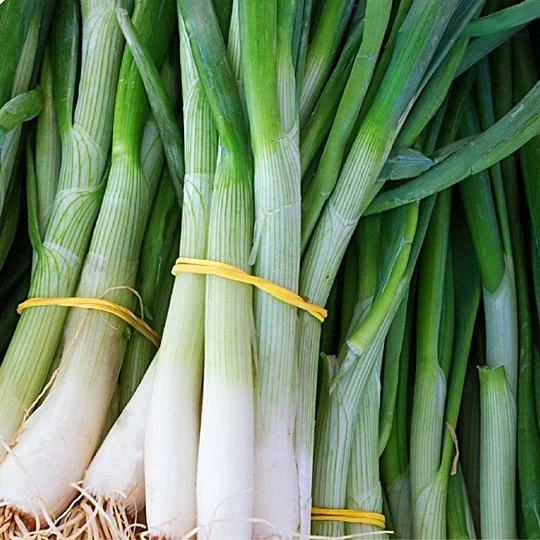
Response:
[458, 100, 518, 537]
[294, 3, 461, 530]
[61, 147, 179, 534]
[0, 0, 174, 534]
[478, 366, 517, 539]
[118, 168, 179, 408]
[380, 280, 415, 540]
[177, 2, 254, 537]
[142, 14, 218, 538]
[409, 191, 451, 539]
[0, 0, 128, 442]
[346, 370, 384, 539]
[239, 1, 301, 536]
[343, 218, 383, 539]
[118, 58, 179, 408]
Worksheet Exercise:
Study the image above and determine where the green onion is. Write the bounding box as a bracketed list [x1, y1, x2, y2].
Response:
[312, 202, 419, 537]
[457, 94, 518, 537]
[0, 0, 174, 531]
[118, 57, 180, 409]
[500, 31, 540, 538]
[176, 1, 254, 537]
[479, 365, 517, 538]
[447, 466, 477, 539]
[238, 0, 302, 535]
[0, 0, 126, 442]
[381, 278, 415, 539]
[119, 6, 217, 534]
[410, 190, 451, 539]
[300, 15, 364, 179]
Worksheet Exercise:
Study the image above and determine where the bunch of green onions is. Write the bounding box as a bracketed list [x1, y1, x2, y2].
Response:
[0, 1, 538, 539]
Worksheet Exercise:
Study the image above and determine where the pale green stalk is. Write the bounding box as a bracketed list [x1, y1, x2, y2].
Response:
[238, 1, 302, 536]
[118, 169, 179, 409]
[0, 0, 131, 442]
[458, 102, 518, 536]
[447, 467, 477, 539]
[34, 51, 61, 238]
[346, 368, 384, 539]
[296, 5, 462, 529]
[478, 366, 517, 538]
[381, 282, 415, 539]
[344, 216, 384, 539]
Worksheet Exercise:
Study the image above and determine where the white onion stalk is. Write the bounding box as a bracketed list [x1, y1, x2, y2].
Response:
[238, 1, 301, 536]
[55, 93, 179, 534]
[175, 2, 254, 538]
[144, 15, 217, 538]
[58, 361, 156, 540]
[0, 0, 174, 535]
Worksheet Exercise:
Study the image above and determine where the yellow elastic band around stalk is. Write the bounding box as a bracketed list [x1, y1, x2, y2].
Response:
[17, 297, 161, 348]
[311, 507, 386, 528]
[171, 257, 328, 322]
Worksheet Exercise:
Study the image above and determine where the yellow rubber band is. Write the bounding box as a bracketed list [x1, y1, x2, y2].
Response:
[311, 507, 386, 528]
[171, 257, 327, 322]
[17, 297, 161, 348]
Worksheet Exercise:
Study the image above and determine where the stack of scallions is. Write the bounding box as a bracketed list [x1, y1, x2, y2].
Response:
[0, 0, 538, 538]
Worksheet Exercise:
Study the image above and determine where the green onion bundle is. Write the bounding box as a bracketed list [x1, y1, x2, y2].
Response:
[0, 1, 538, 538]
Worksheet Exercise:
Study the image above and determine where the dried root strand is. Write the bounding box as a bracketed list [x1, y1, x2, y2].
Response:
[0, 504, 49, 539]
[56, 494, 144, 540]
